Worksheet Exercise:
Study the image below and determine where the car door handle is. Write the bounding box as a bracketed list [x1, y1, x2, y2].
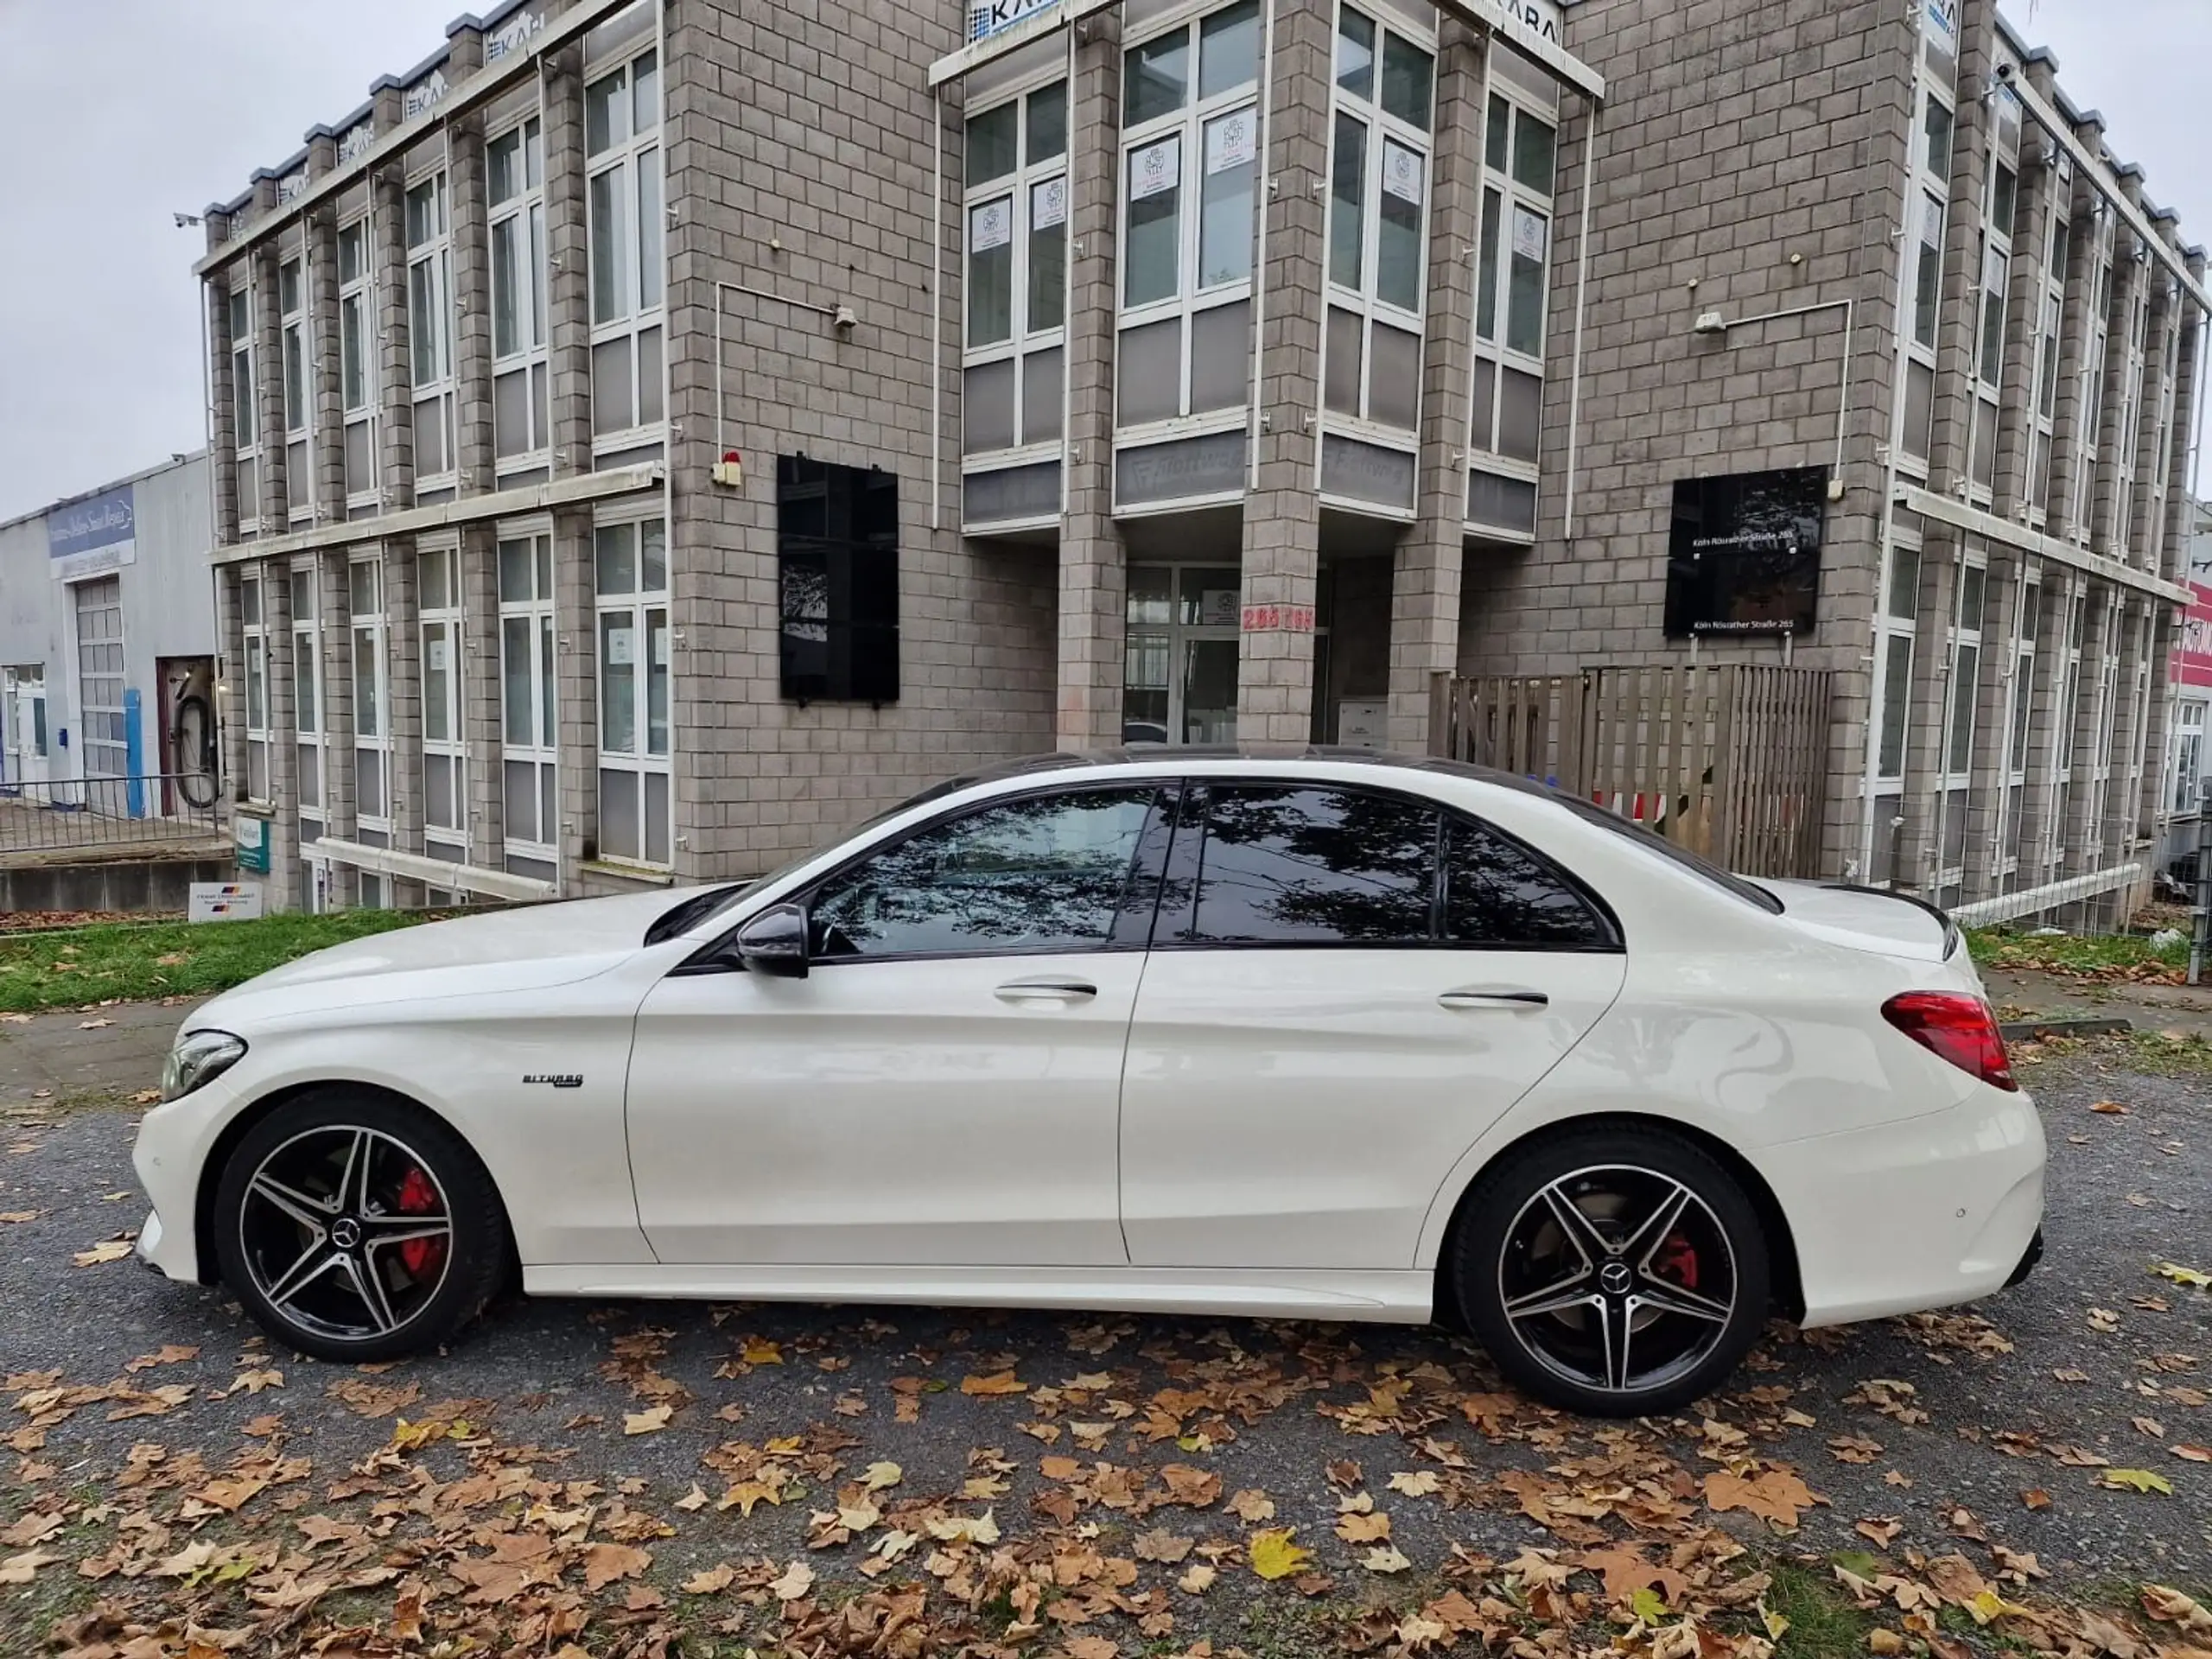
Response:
[994, 978, 1100, 1003]
[1438, 988, 1550, 1009]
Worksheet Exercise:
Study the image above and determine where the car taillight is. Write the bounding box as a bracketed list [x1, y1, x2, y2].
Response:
[1882, 991, 2018, 1092]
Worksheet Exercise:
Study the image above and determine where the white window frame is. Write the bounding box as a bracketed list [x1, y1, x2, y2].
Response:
[338, 217, 378, 510]
[2030, 203, 2066, 524]
[497, 527, 560, 868]
[279, 252, 315, 525]
[290, 562, 325, 834]
[1995, 570, 2039, 879]
[1895, 81, 1953, 475]
[406, 168, 457, 486]
[1320, 2, 1434, 454]
[585, 48, 664, 450]
[1872, 538, 1921, 785]
[489, 113, 552, 475]
[1966, 90, 2018, 504]
[2174, 696, 2208, 816]
[349, 556, 391, 836]
[592, 513, 672, 868]
[2070, 210, 2115, 538]
[2143, 279, 2181, 570]
[231, 283, 262, 537]
[1465, 78, 1557, 534]
[1936, 553, 1987, 892]
[1114, 0, 1263, 452]
[962, 73, 1071, 472]
[241, 570, 271, 802]
[418, 543, 467, 857]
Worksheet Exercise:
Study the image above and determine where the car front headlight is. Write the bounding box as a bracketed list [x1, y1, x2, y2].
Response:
[161, 1030, 248, 1103]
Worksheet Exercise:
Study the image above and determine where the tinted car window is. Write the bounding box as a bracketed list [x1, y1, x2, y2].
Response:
[1187, 785, 1439, 944]
[810, 788, 1154, 958]
[1443, 816, 1614, 948]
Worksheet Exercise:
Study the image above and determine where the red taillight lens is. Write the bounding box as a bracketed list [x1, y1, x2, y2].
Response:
[1882, 991, 2018, 1091]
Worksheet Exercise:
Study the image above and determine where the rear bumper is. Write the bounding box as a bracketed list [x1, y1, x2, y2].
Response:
[1756, 1083, 2045, 1329]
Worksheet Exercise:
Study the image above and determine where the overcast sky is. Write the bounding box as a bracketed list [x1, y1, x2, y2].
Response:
[0, 0, 2206, 526]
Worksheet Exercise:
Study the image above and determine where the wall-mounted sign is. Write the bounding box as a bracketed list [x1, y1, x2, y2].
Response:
[404, 69, 448, 122]
[969, 198, 1012, 252]
[1206, 111, 1256, 175]
[234, 813, 272, 875]
[1242, 603, 1316, 633]
[484, 8, 545, 62]
[1130, 137, 1179, 200]
[1921, 0, 1959, 48]
[1663, 466, 1827, 638]
[1337, 697, 1389, 751]
[1503, 0, 1564, 44]
[1031, 178, 1066, 229]
[968, 0, 1056, 43]
[1198, 588, 1237, 626]
[337, 122, 375, 165]
[276, 170, 308, 203]
[48, 486, 136, 582]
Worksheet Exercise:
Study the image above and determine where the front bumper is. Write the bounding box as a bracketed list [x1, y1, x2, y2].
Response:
[130, 1067, 256, 1286]
[1757, 1082, 2046, 1329]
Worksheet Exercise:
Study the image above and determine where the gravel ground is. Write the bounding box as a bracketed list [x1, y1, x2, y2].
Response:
[1, 1036, 2208, 1652]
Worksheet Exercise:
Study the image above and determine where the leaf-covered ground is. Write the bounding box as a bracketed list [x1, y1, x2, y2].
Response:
[1, 1038, 2208, 1659]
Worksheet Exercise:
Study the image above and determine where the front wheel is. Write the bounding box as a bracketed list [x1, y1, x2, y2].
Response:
[1451, 1127, 1770, 1417]
[212, 1090, 509, 1363]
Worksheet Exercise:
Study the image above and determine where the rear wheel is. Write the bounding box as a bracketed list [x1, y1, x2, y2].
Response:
[1451, 1126, 1769, 1417]
[212, 1090, 508, 1363]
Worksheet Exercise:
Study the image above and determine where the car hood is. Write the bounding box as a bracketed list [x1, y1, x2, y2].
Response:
[1763, 879, 1958, 965]
[191, 890, 691, 1030]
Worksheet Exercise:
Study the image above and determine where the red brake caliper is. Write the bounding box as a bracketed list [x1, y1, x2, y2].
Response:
[397, 1167, 445, 1279]
[1656, 1231, 1700, 1290]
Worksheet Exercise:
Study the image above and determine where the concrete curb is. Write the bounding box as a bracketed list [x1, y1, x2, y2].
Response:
[2000, 1015, 2134, 1042]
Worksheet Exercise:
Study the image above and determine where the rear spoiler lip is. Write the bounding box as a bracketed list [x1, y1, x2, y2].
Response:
[1815, 882, 1961, 961]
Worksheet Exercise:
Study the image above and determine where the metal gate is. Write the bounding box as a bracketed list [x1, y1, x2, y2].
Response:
[1429, 664, 1834, 879]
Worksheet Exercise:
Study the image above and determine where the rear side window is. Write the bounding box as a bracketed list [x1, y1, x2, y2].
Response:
[1185, 785, 1438, 944]
[1443, 817, 1616, 948]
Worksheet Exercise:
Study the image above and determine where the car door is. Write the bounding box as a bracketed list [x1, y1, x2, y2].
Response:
[626, 782, 1173, 1267]
[1119, 781, 1628, 1271]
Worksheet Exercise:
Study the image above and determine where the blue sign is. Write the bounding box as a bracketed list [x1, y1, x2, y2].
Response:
[47, 486, 136, 563]
[969, 0, 1054, 43]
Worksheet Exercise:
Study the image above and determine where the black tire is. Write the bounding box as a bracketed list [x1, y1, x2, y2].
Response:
[212, 1089, 510, 1363]
[1450, 1125, 1770, 1418]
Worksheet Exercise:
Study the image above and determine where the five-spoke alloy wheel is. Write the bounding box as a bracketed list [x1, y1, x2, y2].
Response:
[213, 1090, 508, 1363]
[1453, 1127, 1769, 1416]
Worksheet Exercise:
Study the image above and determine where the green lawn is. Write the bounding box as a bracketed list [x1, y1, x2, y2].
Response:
[1965, 925, 2190, 982]
[0, 910, 435, 1014]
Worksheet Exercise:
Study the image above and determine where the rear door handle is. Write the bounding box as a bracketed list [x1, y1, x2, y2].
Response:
[1438, 988, 1550, 1009]
[995, 978, 1099, 1004]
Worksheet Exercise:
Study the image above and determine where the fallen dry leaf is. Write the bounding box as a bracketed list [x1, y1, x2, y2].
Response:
[1226, 1488, 1275, 1522]
[2101, 1468, 2175, 1495]
[0, 1211, 39, 1224]
[1704, 1468, 1820, 1527]
[582, 1542, 652, 1592]
[1387, 1469, 1441, 1497]
[72, 1238, 134, 1267]
[682, 1562, 736, 1595]
[2089, 1100, 2131, 1115]
[960, 1370, 1027, 1396]
[1249, 1529, 1311, 1580]
[769, 1559, 817, 1601]
[1135, 1528, 1194, 1563]
[1362, 1545, 1413, 1574]
[1179, 1562, 1217, 1594]
[623, 1404, 673, 1435]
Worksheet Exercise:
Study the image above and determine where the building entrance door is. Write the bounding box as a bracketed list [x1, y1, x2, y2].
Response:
[72, 576, 129, 785]
[2, 667, 50, 791]
[1123, 564, 1241, 746]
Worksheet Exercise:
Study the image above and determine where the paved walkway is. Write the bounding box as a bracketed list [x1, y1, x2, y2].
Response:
[0, 996, 205, 1109]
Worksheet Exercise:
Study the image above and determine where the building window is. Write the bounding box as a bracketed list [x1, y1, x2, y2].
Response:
[594, 518, 671, 868]
[338, 219, 378, 506]
[1935, 556, 1986, 887]
[279, 256, 313, 522]
[2070, 211, 2116, 536]
[419, 545, 467, 857]
[497, 532, 558, 868]
[1116, 1, 1260, 435]
[586, 49, 664, 442]
[778, 457, 899, 703]
[1467, 84, 1554, 528]
[291, 564, 324, 829]
[2030, 211, 2065, 517]
[406, 172, 456, 481]
[231, 284, 261, 535]
[350, 557, 390, 831]
[963, 79, 1069, 459]
[489, 116, 551, 470]
[1967, 125, 2017, 496]
[1997, 574, 2038, 875]
[2175, 698, 2207, 815]
[241, 572, 270, 800]
[2049, 583, 2085, 866]
[1897, 86, 1952, 467]
[1323, 4, 1433, 439]
[1123, 563, 1241, 746]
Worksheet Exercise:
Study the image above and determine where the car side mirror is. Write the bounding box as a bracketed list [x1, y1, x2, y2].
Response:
[734, 902, 810, 978]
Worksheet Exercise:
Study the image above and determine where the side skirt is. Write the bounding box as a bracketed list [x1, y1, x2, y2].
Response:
[521, 1263, 1434, 1324]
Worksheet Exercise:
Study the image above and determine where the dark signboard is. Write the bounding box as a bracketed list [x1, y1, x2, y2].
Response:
[1663, 466, 1827, 638]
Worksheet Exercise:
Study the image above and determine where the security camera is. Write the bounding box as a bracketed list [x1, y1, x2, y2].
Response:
[1994, 59, 2016, 81]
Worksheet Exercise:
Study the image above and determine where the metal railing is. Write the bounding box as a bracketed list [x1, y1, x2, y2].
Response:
[0, 773, 224, 854]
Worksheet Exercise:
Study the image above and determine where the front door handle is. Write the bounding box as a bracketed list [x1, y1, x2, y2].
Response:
[995, 978, 1099, 1004]
[1438, 988, 1550, 1009]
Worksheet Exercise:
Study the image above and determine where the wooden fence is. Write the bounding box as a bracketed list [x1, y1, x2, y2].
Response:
[1428, 664, 1834, 878]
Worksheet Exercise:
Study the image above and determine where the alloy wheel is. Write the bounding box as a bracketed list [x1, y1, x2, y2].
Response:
[236, 1125, 454, 1343]
[1495, 1163, 1738, 1397]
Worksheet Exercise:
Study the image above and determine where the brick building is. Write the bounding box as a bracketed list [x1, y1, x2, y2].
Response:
[192, 0, 2206, 920]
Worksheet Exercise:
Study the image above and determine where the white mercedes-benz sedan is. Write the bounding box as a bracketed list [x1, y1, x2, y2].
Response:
[131, 750, 2044, 1415]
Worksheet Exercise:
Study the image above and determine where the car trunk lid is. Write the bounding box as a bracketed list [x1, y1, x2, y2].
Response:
[1761, 879, 1959, 965]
